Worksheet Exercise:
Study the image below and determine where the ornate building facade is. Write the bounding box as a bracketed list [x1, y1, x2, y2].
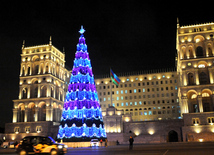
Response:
[5, 38, 70, 140]
[5, 21, 214, 143]
[177, 21, 214, 114]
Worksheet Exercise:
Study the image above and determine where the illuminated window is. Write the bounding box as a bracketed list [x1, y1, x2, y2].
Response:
[192, 118, 200, 125]
[188, 63, 191, 66]
[162, 75, 165, 78]
[14, 127, 20, 133]
[207, 117, 214, 124]
[148, 111, 152, 115]
[36, 126, 42, 133]
[134, 89, 136, 93]
[127, 78, 129, 81]
[191, 94, 197, 99]
[135, 102, 137, 105]
[117, 97, 119, 100]
[202, 92, 210, 97]
[25, 126, 30, 133]
[116, 91, 119, 94]
[144, 111, 147, 115]
[198, 64, 205, 68]
[126, 102, 128, 106]
[121, 103, 124, 106]
[121, 90, 123, 94]
[139, 101, 142, 105]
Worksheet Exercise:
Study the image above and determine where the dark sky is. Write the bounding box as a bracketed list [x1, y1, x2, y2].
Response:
[0, 0, 213, 128]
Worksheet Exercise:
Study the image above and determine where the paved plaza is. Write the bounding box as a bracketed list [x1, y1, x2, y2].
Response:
[1, 142, 214, 155]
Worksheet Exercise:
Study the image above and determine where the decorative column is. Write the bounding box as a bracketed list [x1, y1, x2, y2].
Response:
[24, 108, 28, 122]
[34, 107, 39, 122]
[198, 95, 203, 113]
[195, 69, 200, 85]
[181, 96, 189, 114]
[183, 72, 187, 86]
[46, 106, 53, 121]
[19, 87, 22, 99]
[13, 108, 18, 123]
[27, 86, 30, 98]
[208, 68, 213, 84]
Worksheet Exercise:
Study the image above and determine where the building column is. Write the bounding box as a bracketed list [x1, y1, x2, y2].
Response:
[24, 108, 28, 122]
[198, 95, 203, 113]
[46, 106, 53, 121]
[181, 97, 189, 114]
[195, 69, 200, 85]
[35, 107, 39, 122]
[183, 72, 187, 86]
[13, 109, 18, 123]
[208, 68, 213, 84]
[27, 86, 30, 98]
[19, 87, 22, 99]
[38, 85, 41, 98]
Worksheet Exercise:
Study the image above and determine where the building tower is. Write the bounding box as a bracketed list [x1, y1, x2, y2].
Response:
[177, 20, 214, 115]
[5, 38, 70, 140]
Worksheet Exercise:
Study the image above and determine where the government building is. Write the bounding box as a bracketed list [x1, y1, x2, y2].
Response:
[4, 20, 214, 143]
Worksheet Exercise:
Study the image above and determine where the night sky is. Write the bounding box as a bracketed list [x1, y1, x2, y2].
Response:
[0, 1, 213, 128]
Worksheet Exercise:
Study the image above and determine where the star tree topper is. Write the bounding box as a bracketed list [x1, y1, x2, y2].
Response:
[79, 25, 85, 34]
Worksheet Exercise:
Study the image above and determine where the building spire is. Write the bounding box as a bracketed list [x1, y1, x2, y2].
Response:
[49, 36, 52, 45]
[22, 40, 25, 49]
[177, 17, 180, 28]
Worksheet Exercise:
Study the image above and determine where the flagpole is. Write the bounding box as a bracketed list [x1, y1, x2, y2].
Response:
[110, 68, 112, 107]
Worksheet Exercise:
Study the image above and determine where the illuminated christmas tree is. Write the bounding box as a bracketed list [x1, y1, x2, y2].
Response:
[57, 26, 107, 142]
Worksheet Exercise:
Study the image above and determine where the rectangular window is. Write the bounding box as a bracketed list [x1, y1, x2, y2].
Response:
[148, 111, 152, 115]
[192, 118, 200, 125]
[144, 111, 147, 115]
[14, 127, 20, 133]
[36, 126, 42, 133]
[121, 90, 123, 94]
[126, 102, 128, 106]
[117, 97, 119, 100]
[25, 126, 30, 133]
[121, 103, 124, 106]
[134, 89, 136, 93]
[125, 90, 128, 94]
[143, 88, 145, 92]
[116, 91, 119, 94]
[135, 102, 137, 105]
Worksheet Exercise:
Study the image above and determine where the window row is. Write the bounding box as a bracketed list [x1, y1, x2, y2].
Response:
[14, 126, 42, 133]
[98, 87, 178, 96]
[100, 94, 177, 102]
[97, 80, 177, 89]
[192, 117, 214, 126]
[101, 99, 178, 108]
[126, 109, 179, 116]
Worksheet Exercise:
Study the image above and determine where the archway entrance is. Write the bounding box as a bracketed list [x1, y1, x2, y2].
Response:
[168, 130, 178, 142]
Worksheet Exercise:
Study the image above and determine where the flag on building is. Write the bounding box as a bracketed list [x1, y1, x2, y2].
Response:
[110, 69, 121, 86]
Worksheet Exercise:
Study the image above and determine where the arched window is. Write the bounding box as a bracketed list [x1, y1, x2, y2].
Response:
[208, 46, 212, 56]
[22, 88, 27, 99]
[38, 104, 46, 121]
[199, 72, 209, 85]
[41, 86, 47, 97]
[27, 67, 31, 75]
[188, 73, 194, 85]
[45, 65, 48, 74]
[34, 65, 39, 75]
[28, 103, 35, 122]
[196, 46, 204, 57]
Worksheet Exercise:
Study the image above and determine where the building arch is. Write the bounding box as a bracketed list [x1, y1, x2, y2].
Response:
[41, 85, 47, 97]
[187, 72, 194, 85]
[30, 78, 38, 98]
[187, 90, 198, 113]
[207, 43, 213, 56]
[32, 55, 40, 62]
[194, 35, 205, 43]
[201, 89, 213, 112]
[28, 102, 35, 122]
[17, 103, 25, 122]
[22, 87, 27, 99]
[196, 46, 204, 57]
[38, 101, 46, 121]
[197, 61, 209, 85]
[168, 130, 178, 142]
